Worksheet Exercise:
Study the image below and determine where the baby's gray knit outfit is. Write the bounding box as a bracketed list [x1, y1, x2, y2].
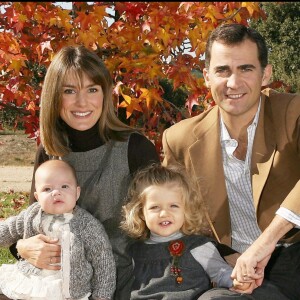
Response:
[0, 202, 116, 299]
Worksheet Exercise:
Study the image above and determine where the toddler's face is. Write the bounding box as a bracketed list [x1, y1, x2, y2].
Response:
[142, 183, 185, 237]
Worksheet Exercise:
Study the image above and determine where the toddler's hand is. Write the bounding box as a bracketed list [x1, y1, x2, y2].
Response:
[230, 278, 257, 294]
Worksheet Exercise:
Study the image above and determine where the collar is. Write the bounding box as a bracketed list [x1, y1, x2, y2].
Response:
[220, 97, 262, 143]
[146, 231, 184, 244]
[64, 121, 104, 152]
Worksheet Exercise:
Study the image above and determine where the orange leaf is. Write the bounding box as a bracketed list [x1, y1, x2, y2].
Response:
[119, 96, 143, 118]
[139, 88, 163, 109]
[27, 101, 37, 115]
[13, 14, 28, 32]
[74, 11, 94, 30]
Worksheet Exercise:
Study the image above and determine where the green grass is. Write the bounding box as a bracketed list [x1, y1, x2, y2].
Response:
[0, 191, 29, 265]
[0, 247, 17, 264]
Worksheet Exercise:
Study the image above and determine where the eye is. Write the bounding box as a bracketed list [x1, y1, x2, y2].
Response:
[171, 204, 179, 208]
[215, 68, 230, 77]
[88, 87, 98, 93]
[43, 187, 51, 192]
[241, 66, 253, 72]
[216, 69, 225, 74]
[217, 69, 228, 74]
[63, 88, 75, 94]
[62, 184, 68, 189]
[240, 65, 255, 73]
[149, 205, 159, 210]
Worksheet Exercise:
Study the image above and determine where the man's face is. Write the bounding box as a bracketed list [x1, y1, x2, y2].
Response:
[203, 39, 272, 123]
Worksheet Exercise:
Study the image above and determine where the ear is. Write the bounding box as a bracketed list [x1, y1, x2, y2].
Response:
[262, 64, 272, 86]
[140, 211, 145, 220]
[76, 186, 81, 201]
[203, 68, 210, 88]
[34, 192, 39, 201]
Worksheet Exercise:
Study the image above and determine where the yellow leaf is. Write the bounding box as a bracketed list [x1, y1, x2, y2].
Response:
[139, 88, 162, 109]
[242, 2, 259, 16]
[8, 59, 24, 74]
[122, 93, 132, 104]
[235, 12, 242, 23]
[49, 17, 58, 26]
[159, 25, 172, 47]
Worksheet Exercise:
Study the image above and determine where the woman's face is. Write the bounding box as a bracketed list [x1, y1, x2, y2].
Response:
[60, 72, 104, 131]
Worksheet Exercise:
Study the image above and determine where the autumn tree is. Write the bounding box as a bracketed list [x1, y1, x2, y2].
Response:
[0, 2, 264, 156]
[250, 2, 300, 93]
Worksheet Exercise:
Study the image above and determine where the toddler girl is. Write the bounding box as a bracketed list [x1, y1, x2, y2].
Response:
[121, 164, 254, 299]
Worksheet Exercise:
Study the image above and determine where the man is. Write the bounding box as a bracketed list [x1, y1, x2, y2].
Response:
[162, 23, 300, 300]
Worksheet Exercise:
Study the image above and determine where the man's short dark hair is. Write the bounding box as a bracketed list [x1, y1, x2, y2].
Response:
[205, 23, 268, 69]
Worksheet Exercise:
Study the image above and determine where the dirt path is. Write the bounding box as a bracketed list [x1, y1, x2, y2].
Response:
[0, 166, 34, 192]
[0, 133, 36, 192]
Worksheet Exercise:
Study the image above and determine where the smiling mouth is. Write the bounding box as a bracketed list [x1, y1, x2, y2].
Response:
[160, 221, 171, 226]
[72, 111, 92, 117]
[226, 93, 244, 99]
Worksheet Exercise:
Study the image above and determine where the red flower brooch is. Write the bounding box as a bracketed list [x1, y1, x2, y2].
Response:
[168, 240, 185, 284]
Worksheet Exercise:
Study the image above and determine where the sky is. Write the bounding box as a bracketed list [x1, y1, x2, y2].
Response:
[55, 2, 115, 26]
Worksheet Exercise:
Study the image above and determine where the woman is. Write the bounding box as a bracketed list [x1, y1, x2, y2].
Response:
[10, 45, 160, 300]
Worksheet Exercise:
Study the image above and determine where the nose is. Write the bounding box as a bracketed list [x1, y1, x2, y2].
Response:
[226, 73, 240, 89]
[75, 91, 87, 106]
[51, 189, 61, 197]
[159, 209, 169, 217]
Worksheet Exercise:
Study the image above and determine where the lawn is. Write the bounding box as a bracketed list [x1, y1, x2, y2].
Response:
[0, 191, 29, 265]
[0, 127, 33, 264]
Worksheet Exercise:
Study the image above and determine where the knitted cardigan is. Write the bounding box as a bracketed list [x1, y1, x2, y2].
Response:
[0, 203, 116, 299]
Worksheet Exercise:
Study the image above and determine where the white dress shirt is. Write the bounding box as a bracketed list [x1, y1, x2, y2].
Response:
[220, 99, 300, 253]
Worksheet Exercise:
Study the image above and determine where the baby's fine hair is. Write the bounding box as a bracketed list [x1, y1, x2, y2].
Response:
[120, 163, 208, 240]
[35, 159, 79, 186]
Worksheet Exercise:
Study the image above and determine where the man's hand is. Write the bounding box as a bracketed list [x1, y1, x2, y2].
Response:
[16, 234, 61, 270]
[231, 215, 294, 286]
[231, 246, 271, 285]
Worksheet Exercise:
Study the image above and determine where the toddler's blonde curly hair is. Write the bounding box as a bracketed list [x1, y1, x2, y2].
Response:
[120, 163, 208, 240]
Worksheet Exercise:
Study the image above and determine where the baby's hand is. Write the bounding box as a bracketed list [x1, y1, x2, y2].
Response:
[230, 279, 257, 294]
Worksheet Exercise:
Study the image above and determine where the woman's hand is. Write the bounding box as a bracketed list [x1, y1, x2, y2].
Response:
[16, 234, 61, 270]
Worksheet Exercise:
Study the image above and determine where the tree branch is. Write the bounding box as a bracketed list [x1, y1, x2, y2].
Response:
[219, 8, 242, 23]
[161, 97, 190, 120]
[0, 101, 31, 116]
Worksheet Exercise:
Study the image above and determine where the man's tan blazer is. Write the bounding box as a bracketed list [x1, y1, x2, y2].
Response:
[162, 88, 300, 246]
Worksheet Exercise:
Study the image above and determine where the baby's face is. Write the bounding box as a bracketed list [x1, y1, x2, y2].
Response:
[34, 163, 80, 215]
